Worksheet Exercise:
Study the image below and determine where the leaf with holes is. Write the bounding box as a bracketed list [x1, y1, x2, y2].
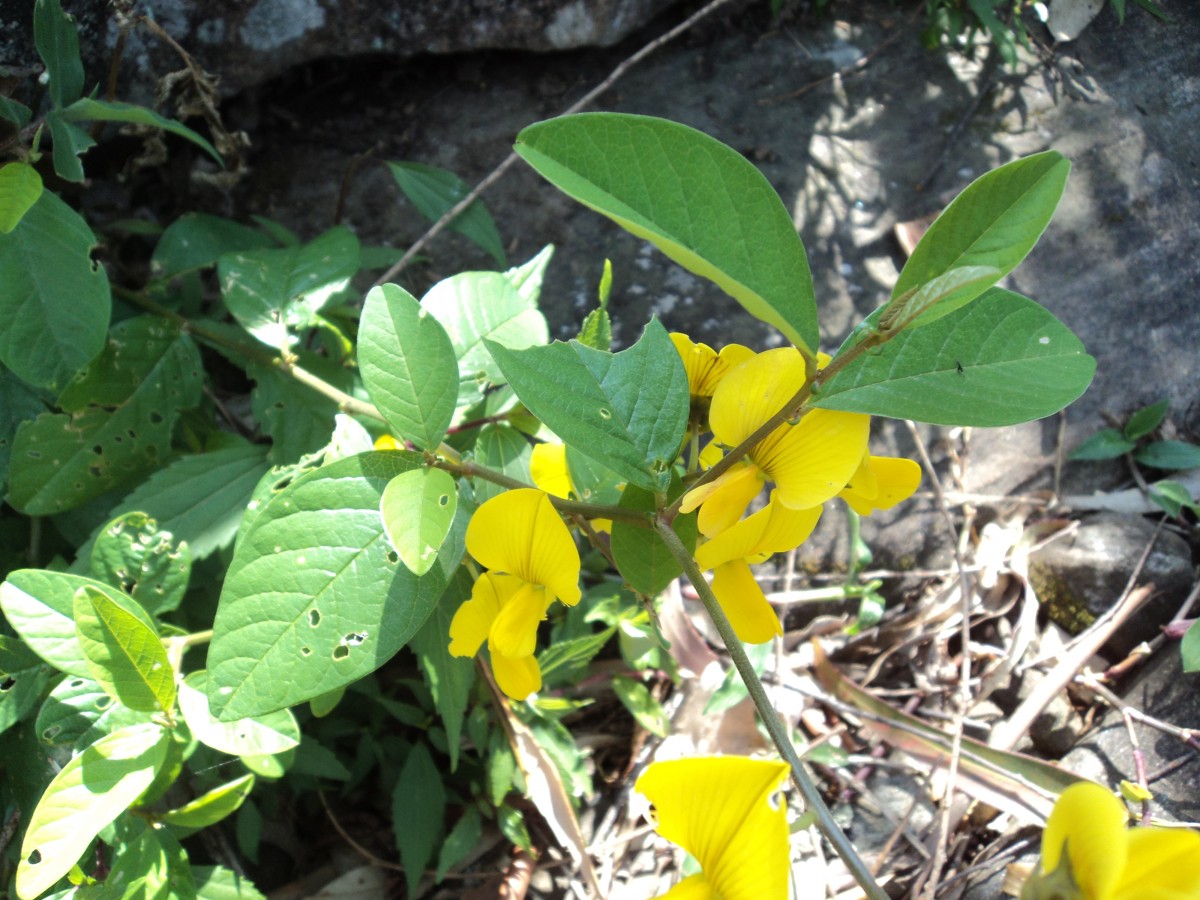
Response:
[380, 468, 459, 577]
[892, 151, 1069, 328]
[422, 271, 549, 412]
[90, 511, 191, 617]
[207, 451, 468, 720]
[392, 743, 446, 897]
[0, 162, 43, 234]
[73, 584, 175, 714]
[387, 161, 506, 266]
[248, 350, 349, 464]
[0, 366, 46, 494]
[16, 723, 169, 900]
[178, 672, 299, 757]
[8, 317, 202, 515]
[0, 570, 113, 677]
[488, 318, 688, 492]
[516, 113, 818, 352]
[35, 674, 122, 746]
[818, 289, 1095, 426]
[218, 227, 360, 349]
[0, 636, 52, 737]
[359, 283, 459, 450]
[0, 189, 110, 390]
[410, 569, 475, 770]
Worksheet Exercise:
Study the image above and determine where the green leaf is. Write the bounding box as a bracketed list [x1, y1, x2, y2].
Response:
[192, 866, 266, 900]
[1135, 440, 1200, 471]
[578, 260, 613, 351]
[504, 245, 555, 305]
[1123, 398, 1169, 440]
[218, 227, 361, 348]
[537, 628, 615, 688]
[0, 189, 110, 390]
[207, 451, 467, 720]
[247, 351, 348, 464]
[8, 318, 203, 514]
[1182, 620, 1200, 674]
[391, 743, 445, 897]
[60, 97, 223, 166]
[1148, 480, 1199, 518]
[818, 289, 1095, 426]
[611, 675, 668, 737]
[160, 774, 255, 832]
[877, 265, 1001, 332]
[73, 584, 175, 713]
[421, 271, 549, 411]
[0, 636, 52, 737]
[103, 442, 271, 560]
[289, 734, 351, 780]
[1, 570, 114, 677]
[0, 163, 44, 234]
[1070, 427, 1136, 461]
[703, 641, 772, 715]
[152, 213, 274, 280]
[16, 723, 169, 900]
[34, 674, 122, 746]
[359, 283, 459, 450]
[515, 113, 818, 352]
[0, 96, 33, 127]
[387, 161, 505, 266]
[893, 151, 1070, 326]
[488, 319, 688, 491]
[0, 367, 47, 493]
[472, 423, 532, 503]
[34, 0, 85, 108]
[177, 671, 300, 756]
[436, 806, 482, 882]
[90, 512, 191, 617]
[410, 570, 475, 771]
[380, 468, 459, 576]
[610, 482, 696, 596]
[46, 109, 94, 182]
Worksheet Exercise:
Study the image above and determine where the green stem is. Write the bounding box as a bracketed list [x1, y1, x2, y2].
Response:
[654, 520, 887, 900]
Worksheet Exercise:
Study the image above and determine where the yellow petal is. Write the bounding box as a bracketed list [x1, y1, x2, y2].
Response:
[448, 573, 505, 657]
[1114, 826, 1200, 898]
[490, 650, 542, 700]
[670, 333, 755, 399]
[756, 410, 869, 510]
[711, 560, 783, 643]
[530, 442, 575, 499]
[374, 434, 402, 450]
[489, 580, 550, 659]
[466, 489, 582, 605]
[679, 462, 764, 538]
[635, 757, 791, 900]
[709, 347, 807, 446]
[1040, 782, 1129, 898]
[841, 456, 922, 516]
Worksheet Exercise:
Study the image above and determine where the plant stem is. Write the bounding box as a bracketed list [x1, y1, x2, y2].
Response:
[654, 520, 887, 900]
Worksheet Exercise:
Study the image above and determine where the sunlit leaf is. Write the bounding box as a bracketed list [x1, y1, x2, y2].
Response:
[73, 584, 175, 714]
[0, 163, 43, 234]
[380, 468, 459, 576]
[177, 671, 300, 756]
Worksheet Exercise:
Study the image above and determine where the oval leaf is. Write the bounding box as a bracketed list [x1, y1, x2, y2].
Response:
[73, 584, 175, 714]
[359, 283, 459, 450]
[818, 289, 1095, 426]
[90, 511, 191, 617]
[0, 162, 43, 234]
[515, 113, 818, 352]
[380, 468, 459, 576]
[178, 672, 299, 757]
[17, 724, 169, 900]
[159, 773, 255, 832]
[0, 570, 114, 677]
[893, 151, 1070, 324]
[206, 451, 467, 720]
[387, 161, 505, 266]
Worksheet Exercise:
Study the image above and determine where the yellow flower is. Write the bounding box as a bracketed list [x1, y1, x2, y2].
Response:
[838, 453, 922, 515]
[681, 348, 869, 536]
[635, 756, 791, 900]
[448, 489, 581, 700]
[670, 332, 755, 403]
[1021, 781, 1200, 900]
[692, 492, 823, 643]
[529, 441, 612, 533]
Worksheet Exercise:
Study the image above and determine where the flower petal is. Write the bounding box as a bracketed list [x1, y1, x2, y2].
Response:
[489, 580, 549, 659]
[679, 462, 764, 538]
[756, 410, 870, 510]
[490, 650, 542, 700]
[1040, 782, 1128, 898]
[841, 456, 922, 515]
[711, 560, 783, 643]
[709, 348, 807, 446]
[635, 757, 791, 900]
[466, 489, 581, 604]
[671, 333, 755, 400]
[530, 442, 575, 499]
[448, 573, 505, 657]
[1114, 826, 1200, 898]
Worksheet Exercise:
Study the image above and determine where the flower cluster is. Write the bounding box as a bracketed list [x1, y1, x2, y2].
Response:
[1021, 781, 1200, 900]
[673, 334, 921, 643]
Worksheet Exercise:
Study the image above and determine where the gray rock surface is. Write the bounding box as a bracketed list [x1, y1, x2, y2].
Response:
[0, 0, 684, 100]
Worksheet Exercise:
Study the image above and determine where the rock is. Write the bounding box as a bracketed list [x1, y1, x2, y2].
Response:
[1062, 647, 1200, 824]
[1027, 512, 1193, 659]
[1, 0, 684, 101]
[989, 667, 1086, 759]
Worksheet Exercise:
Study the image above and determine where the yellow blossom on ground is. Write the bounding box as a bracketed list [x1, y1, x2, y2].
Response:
[635, 756, 791, 900]
[1021, 781, 1200, 900]
[448, 489, 580, 700]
